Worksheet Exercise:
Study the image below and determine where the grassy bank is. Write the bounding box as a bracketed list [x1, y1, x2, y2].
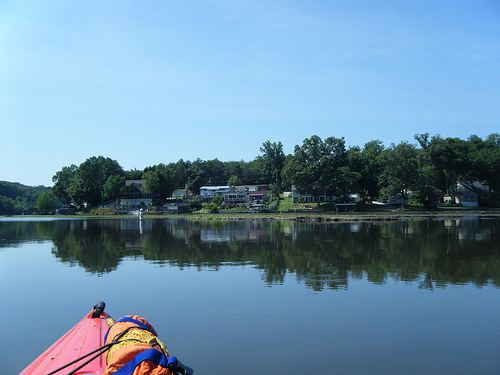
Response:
[177, 209, 500, 222]
[4, 208, 500, 223]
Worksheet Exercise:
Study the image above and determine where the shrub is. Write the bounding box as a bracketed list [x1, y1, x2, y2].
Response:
[479, 193, 500, 208]
[207, 203, 219, 213]
[212, 195, 224, 206]
[190, 196, 203, 211]
[321, 202, 336, 212]
[89, 207, 117, 215]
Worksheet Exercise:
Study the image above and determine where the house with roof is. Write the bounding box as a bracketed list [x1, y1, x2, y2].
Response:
[235, 185, 268, 204]
[199, 186, 234, 199]
[235, 184, 268, 192]
[171, 188, 193, 201]
[444, 181, 479, 207]
[223, 189, 249, 204]
[291, 185, 336, 203]
[199, 185, 252, 204]
[120, 180, 152, 209]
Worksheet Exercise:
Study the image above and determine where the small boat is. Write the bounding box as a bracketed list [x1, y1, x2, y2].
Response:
[21, 302, 192, 374]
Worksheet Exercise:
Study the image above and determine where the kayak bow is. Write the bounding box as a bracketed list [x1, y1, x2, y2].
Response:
[21, 302, 111, 375]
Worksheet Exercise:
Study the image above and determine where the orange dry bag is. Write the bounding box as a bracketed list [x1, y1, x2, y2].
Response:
[104, 315, 186, 375]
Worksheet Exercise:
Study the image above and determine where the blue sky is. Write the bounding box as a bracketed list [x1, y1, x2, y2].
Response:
[1, 0, 499, 186]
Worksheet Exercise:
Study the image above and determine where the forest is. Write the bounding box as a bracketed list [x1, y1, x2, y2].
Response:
[50, 133, 500, 209]
[0, 181, 52, 215]
[1, 133, 499, 214]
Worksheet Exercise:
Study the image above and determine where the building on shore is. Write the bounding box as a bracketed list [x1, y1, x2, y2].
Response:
[443, 181, 481, 207]
[120, 180, 152, 209]
[291, 185, 336, 203]
[199, 186, 234, 199]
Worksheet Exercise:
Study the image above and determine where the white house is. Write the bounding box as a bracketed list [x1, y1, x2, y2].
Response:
[235, 184, 268, 192]
[447, 182, 479, 207]
[200, 186, 234, 199]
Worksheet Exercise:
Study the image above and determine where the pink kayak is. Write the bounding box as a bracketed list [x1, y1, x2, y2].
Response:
[21, 302, 110, 375]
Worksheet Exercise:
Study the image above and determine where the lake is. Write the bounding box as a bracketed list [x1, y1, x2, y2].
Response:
[1, 217, 499, 374]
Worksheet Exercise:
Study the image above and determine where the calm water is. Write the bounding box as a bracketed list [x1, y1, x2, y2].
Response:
[1, 217, 499, 374]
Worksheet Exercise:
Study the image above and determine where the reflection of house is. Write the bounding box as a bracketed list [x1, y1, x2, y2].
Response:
[200, 228, 231, 243]
[199, 222, 267, 243]
[444, 182, 479, 207]
[120, 180, 152, 209]
[291, 185, 335, 203]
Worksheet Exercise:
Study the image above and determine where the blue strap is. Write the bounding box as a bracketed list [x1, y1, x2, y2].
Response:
[112, 349, 168, 375]
[104, 316, 153, 344]
[116, 317, 152, 332]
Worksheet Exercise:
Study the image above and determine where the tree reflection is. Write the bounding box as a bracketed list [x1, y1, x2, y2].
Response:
[1, 218, 499, 290]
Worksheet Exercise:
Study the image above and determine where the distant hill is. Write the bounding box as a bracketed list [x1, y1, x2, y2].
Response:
[0, 181, 51, 214]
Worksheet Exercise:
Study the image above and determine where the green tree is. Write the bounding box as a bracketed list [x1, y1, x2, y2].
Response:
[67, 175, 87, 208]
[360, 140, 384, 201]
[36, 191, 58, 214]
[282, 135, 357, 204]
[427, 136, 471, 200]
[259, 140, 286, 192]
[72, 156, 124, 207]
[472, 134, 500, 192]
[348, 140, 385, 202]
[142, 164, 175, 206]
[207, 203, 219, 213]
[227, 175, 242, 186]
[0, 196, 17, 214]
[0, 181, 51, 214]
[125, 169, 143, 180]
[414, 164, 441, 208]
[52, 165, 78, 204]
[169, 159, 189, 188]
[241, 159, 266, 185]
[414, 134, 443, 207]
[190, 196, 203, 211]
[103, 175, 126, 203]
[185, 160, 206, 193]
[212, 195, 224, 206]
[379, 142, 419, 208]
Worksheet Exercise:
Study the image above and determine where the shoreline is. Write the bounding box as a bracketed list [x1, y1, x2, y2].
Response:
[2, 209, 500, 223]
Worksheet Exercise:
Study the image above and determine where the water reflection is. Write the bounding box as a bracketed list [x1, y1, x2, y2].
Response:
[1, 218, 499, 290]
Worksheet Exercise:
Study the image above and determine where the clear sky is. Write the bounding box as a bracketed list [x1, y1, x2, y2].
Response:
[1, 0, 499, 186]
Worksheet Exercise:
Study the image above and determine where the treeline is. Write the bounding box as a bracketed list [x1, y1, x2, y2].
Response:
[51, 156, 268, 207]
[285, 133, 500, 207]
[0, 181, 52, 214]
[50, 133, 500, 208]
